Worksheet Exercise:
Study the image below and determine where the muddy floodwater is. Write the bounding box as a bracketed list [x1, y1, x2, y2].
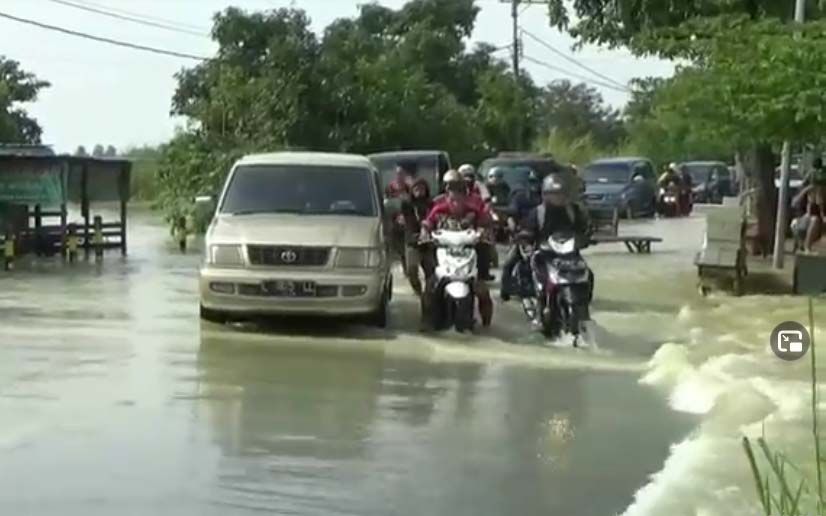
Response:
[0, 209, 820, 516]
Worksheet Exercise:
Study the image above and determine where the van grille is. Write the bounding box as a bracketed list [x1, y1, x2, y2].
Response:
[247, 246, 330, 266]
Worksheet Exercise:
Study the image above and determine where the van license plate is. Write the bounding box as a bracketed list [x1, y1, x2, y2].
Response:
[263, 280, 316, 297]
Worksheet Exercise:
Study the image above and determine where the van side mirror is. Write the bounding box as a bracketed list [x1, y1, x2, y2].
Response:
[632, 174, 645, 183]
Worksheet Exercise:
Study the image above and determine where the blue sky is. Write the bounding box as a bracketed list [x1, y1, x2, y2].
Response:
[2, 0, 673, 152]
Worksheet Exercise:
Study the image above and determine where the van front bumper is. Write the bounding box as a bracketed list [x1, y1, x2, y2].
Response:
[199, 266, 386, 316]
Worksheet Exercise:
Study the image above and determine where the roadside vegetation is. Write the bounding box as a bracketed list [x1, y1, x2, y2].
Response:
[743, 299, 823, 516]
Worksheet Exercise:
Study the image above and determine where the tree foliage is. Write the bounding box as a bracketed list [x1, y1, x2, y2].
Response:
[536, 80, 625, 149]
[157, 0, 542, 221]
[0, 56, 50, 144]
[545, 0, 826, 52]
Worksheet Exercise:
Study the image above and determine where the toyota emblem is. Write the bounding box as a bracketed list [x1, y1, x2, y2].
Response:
[280, 249, 298, 263]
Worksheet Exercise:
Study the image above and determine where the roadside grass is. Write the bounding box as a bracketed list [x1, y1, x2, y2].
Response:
[744, 297, 824, 515]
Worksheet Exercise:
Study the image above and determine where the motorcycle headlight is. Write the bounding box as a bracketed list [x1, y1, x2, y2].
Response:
[336, 248, 383, 268]
[209, 244, 244, 267]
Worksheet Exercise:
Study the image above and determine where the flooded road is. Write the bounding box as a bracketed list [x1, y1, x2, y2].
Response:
[0, 209, 818, 515]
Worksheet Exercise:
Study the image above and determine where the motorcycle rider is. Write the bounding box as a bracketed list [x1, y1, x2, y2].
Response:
[522, 175, 592, 320]
[401, 177, 436, 296]
[459, 163, 491, 203]
[458, 163, 495, 281]
[657, 163, 682, 213]
[420, 170, 494, 327]
[486, 167, 512, 207]
[500, 171, 542, 301]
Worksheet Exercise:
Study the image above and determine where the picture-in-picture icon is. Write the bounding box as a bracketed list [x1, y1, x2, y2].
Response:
[777, 330, 804, 353]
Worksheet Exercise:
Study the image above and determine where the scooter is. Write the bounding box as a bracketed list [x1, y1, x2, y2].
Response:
[532, 233, 593, 346]
[426, 228, 483, 333]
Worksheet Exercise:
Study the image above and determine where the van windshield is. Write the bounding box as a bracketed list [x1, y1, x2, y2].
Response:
[369, 155, 439, 193]
[584, 163, 631, 184]
[220, 165, 377, 216]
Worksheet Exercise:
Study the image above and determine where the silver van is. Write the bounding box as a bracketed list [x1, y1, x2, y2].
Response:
[198, 152, 392, 326]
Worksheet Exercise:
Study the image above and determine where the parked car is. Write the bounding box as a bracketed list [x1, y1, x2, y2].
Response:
[198, 152, 392, 326]
[582, 157, 657, 218]
[682, 161, 733, 204]
[477, 152, 569, 197]
[368, 150, 451, 196]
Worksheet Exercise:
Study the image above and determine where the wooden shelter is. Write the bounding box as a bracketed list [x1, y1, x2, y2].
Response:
[0, 148, 131, 259]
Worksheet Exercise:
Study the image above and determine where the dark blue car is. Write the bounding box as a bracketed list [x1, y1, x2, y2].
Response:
[582, 157, 658, 218]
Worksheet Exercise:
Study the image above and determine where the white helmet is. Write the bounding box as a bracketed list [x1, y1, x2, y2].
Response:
[669, 162, 679, 171]
[443, 169, 462, 184]
[541, 174, 564, 193]
[458, 164, 476, 179]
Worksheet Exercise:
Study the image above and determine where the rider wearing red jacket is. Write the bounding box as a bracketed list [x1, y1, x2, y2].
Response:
[421, 170, 493, 327]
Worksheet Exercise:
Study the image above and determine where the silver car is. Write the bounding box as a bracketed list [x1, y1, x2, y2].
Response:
[198, 152, 392, 326]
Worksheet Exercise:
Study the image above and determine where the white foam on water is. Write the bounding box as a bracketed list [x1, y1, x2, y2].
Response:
[621, 297, 826, 516]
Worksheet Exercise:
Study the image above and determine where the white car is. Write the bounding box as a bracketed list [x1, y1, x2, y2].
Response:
[198, 152, 392, 326]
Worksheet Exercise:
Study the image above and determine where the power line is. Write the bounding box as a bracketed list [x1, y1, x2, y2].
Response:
[522, 54, 631, 93]
[60, 0, 209, 32]
[0, 11, 209, 61]
[520, 28, 629, 91]
[45, 0, 209, 38]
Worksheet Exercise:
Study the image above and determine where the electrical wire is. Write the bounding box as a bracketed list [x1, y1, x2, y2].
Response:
[44, 0, 209, 37]
[0, 11, 209, 61]
[520, 28, 629, 91]
[522, 54, 630, 92]
[55, 0, 209, 32]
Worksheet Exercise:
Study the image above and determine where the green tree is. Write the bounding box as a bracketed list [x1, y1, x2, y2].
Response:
[156, 0, 533, 221]
[545, 1, 826, 251]
[74, 145, 88, 156]
[536, 80, 625, 149]
[0, 57, 50, 143]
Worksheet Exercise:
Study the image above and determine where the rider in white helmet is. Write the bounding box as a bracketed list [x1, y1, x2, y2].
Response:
[458, 163, 491, 203]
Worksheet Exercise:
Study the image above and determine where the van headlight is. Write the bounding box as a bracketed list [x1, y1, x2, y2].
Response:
[209, 244, 244, 267]
[336, 248, 383, 268]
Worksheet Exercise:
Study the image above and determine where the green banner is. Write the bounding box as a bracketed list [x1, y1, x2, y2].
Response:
[0, 168, 65, 205]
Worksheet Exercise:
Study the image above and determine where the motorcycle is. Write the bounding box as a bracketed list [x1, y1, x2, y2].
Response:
[658, 183, 681, 218]
[425, 228, 483, 333]
[508, 236, 540, 321]
[531, 233, 593, 346]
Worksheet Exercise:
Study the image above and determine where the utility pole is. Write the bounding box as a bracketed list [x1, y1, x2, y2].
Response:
[772, 0, 806, 268]
[510, 0, 522, 150]
[501, 0, 548, 151]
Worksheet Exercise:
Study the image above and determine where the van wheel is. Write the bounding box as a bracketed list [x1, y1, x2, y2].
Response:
[200, 305, 228, 324]
[368, 290, 389, 328]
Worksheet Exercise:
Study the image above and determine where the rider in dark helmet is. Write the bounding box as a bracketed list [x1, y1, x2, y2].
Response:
[500, 170, 542, 301]
[518, 175, 592, 317]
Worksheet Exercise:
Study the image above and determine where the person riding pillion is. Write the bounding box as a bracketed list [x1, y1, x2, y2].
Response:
[420, 170, 494, 327]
